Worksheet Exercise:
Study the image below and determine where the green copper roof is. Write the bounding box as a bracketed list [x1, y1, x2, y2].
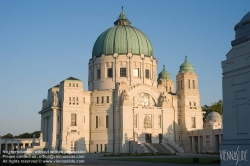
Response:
[179, 56, 194, 72]
[92, 7, 154, 58]
[158, 65, 171, 80]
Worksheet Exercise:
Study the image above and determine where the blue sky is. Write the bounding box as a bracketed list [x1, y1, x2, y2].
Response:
[0, 0, 249, 136]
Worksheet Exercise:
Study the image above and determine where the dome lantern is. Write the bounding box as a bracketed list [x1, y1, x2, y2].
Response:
[114, 6, 131, 26]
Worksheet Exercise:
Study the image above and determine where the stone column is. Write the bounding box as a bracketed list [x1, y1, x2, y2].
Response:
[44, 117, 47, 142]
[101, 62, 105, 82]
[17, 141, 20, 151]
[192, 136, 195, 153]
[11, 142, 13, 151]
[198, 136, 201, 153]
[51, 109, 57, 150]
[219, 134, 221, 144]
[5, 143, 8, 151]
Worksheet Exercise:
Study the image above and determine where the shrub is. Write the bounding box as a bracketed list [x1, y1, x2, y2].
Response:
[193, 157, 199, 163]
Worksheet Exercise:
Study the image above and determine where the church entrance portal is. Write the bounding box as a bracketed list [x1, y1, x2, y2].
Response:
[145, 133, 152, 143]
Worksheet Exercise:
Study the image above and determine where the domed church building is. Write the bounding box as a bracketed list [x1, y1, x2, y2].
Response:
[38, 8, 204, 153]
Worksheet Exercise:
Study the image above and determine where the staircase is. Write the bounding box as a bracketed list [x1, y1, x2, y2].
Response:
[163, 139, 184, 153]
[145, 143, 158, 153]
[141, 143, 153, 153]
[152, 143, 171, 153]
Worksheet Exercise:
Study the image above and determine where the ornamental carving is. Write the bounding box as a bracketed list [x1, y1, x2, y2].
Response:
[144, 115, 152, 128]
[158, 115, 162, 128]
[134, 114, 137, 128]
[99, 116, 104, 127]
[133, 62, 140, 67]
[95, 63, 101, 70]
[120, 61, 127, 67]
[137, 92, 149, 106]
[106, 62, 113, 67]
[133, 92, 155, 107]
[145, 63, 150, 68]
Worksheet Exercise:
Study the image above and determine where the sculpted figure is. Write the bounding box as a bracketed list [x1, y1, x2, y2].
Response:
[42, 99, 47, 109]
[52, 91, 58, 106]
[123, 90, 129, 100]
[39, 132, 43, 141]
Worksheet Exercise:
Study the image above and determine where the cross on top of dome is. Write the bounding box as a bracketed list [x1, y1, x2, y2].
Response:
[114, 6, 131, 26]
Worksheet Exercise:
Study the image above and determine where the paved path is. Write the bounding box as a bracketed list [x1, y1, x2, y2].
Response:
[62, 153, 220, 166]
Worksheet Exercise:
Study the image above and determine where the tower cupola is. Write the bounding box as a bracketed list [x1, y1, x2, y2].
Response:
[179, 56, 194, 72]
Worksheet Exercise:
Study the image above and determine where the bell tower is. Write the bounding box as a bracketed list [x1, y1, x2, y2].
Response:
[176, 56, 203, 152]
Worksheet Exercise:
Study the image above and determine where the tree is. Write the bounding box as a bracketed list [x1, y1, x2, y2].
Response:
[210, 100, 223, 115]
[202, 100, 223, 124]
[14, 131, 41, 138]
[33, 131, 41, 138]
[202, 104, 212, 123]
[2, 133, 13, 138]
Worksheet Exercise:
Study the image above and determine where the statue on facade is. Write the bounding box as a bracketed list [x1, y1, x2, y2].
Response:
[42, 99, 47, 109]
[122, 90, 132, 106]
[160, 92, 170, 107]
[99, 116, 104, 127]
[52, 91, 58, 106]
[39, 132, 43, 141]
[123, 90, 129, 101]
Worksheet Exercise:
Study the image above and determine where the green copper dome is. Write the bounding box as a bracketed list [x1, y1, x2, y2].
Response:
[158, 65, 171, 80]
[92, 7, 154, 58]
[179, 56, 194, 72]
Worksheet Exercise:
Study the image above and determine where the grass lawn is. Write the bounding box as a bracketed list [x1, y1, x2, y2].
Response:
[102, 157, 220, 164]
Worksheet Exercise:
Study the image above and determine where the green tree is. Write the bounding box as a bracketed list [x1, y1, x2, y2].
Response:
[14, 131, 41, 138]
[202, 104, 211, 123]
[210, 100, 223, 115]
[202, 100, 223, 123]
[2, 133, 13, 138]
[33, 131, 41, 138]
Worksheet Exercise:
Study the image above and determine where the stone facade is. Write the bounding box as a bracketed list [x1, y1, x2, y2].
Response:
[221, 12, 250, 166]
[0, 9, 212, 155]
[36, 50, 204, 153]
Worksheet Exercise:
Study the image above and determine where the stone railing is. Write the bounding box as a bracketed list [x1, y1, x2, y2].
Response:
[140, 143, 151, 153]
[145, 143, 158, 153]
[163, 139, 184, 153]
[161, 143, 175, 154]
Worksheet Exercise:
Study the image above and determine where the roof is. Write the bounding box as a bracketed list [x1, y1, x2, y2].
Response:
[92, 8, 154, 58]
[65, 77, 80, 81]
[179, 56, 194, 72]
[232, 11, 250, 46]
[53, 84, 60, 88]
[158, 65, 171, 80]
[60, 77, 81, 83]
